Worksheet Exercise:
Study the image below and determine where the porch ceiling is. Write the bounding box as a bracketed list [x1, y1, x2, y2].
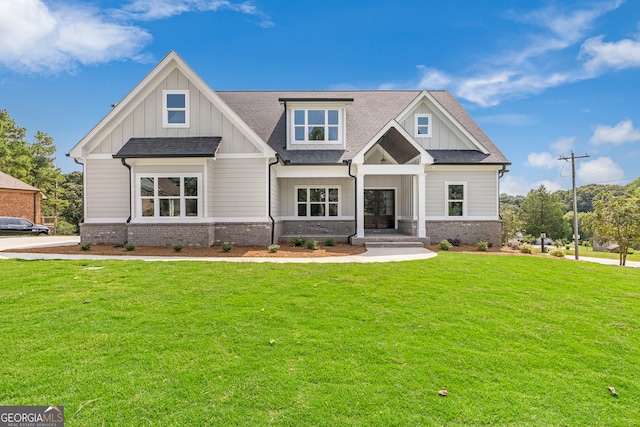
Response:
[374, 127, 420, 164]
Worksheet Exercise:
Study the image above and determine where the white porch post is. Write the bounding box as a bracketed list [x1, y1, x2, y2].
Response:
[417, 173, 426, 238]
[356, 171, 365, 238]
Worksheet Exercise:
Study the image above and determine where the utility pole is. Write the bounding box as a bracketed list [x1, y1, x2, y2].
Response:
[558, 151, 590, 260]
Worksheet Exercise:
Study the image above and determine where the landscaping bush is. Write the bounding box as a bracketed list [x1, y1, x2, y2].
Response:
[305, 240, 320, 250]
[293, 237, 307, 247]
[124, 242, 135, 251]
[628, 247, 635, 255]
[447, 238, 460, 246]
[324, 237, 336, 246]
[221, 242, 233, 252]
[80, 243, 91, 251]
[476, 240, 489, 251]
[520, 243, 533, 254]
[549, 248, 566, 257]
[173, 244, 183, 253]
[439, 240, 452, 250]
[267, 244, 280, 253]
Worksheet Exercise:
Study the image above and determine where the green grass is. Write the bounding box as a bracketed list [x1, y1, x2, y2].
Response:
[565, 245, 640, 262]
[1, 254, 639, 426]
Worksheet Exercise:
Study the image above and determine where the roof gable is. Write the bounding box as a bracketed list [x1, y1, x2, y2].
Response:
[353, 120, 433, 165]
[68, 51, 275, 159]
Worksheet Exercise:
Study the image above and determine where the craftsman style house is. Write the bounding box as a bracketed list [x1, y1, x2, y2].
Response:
[68, 51, 510, 247]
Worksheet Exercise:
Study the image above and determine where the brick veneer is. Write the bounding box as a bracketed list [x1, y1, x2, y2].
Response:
[425, 220, 502, 246]
[0, 189, 42, 223]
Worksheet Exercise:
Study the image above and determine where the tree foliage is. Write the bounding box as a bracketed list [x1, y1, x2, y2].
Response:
[500, 204, 523, 244]
[520, 185, 570, 240]
[583, 191, 640, 266]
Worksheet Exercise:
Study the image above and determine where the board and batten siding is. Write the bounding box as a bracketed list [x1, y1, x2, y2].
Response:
[278, 178, 354, 217]
[363, 175, 413, 218]
[210, 158, 267, 218]
[425, 169, 498, 218]
[91, 68, 260, 156]
[399, 103, 470, 151]
[85, 159, 130, 219]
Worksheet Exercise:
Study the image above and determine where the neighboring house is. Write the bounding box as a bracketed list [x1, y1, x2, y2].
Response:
[0, 171, 43, 224]
[68, 51, 510, 247]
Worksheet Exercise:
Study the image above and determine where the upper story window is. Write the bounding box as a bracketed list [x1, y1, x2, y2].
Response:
[163, 90, 190, 128]
[446, 182, 466, 217]
[414, 113, 432, 138]
[294, 109, 341, 143]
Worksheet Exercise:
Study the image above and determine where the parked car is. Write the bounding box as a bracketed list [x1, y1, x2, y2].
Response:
[0, 217, 49, 235]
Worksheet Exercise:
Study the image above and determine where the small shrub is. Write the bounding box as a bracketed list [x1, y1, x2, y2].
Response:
[80, 243, 91, 251]
[173, 244, 183, 252]
[293, 237, 307, 247]
[439, 240, 452, 251]
[268, 244, 280, 253]
[447, 238, 460, 246]
[324, 237, 336, 246]
[476, 240, 489, 252]
[221, 242, 233, 252]
[520, 243, 533, 254]
[565, 244, 571, 250]
[305, 240, 319, 250]
[549, 248, 566, 257]
[124, 242, 135, 251]
[628, 247, 635, 255]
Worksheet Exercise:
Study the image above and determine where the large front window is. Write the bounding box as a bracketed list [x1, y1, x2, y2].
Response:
[296, 186, 339, 217]
[446, 183, 466, 217]
[139, 175, 200, 218]
[293, 109, 340, 143]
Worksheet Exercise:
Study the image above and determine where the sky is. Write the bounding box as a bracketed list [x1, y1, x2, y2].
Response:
[1, 0, 640, 195]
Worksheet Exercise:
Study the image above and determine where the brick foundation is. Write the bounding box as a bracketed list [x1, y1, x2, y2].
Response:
[80, 223, 128, 245]
[279, 220, 355, 243]
[425, 220, 502, 246]
[213, 222, 271, 246]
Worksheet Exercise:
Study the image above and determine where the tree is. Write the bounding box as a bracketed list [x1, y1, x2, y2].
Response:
[520, 185, 571, 240]
[60, 171, 84, 230]
[555, 184, 625, 213]
[584, 192, 640, 266]
[500, 204, 523, 244]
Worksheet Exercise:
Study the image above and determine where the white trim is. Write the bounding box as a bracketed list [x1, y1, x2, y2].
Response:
[427, 164, 502, 172]
[210, 217, 271, 222]
[215, 153, 266, 159]
[289, 107, 345, 147]
[277, 216, 354, 221]
[352, 120, 433, 165]
[444, 181, 467, 217]
[86, 154, 116, 160]
[358, 164, 424, 175]
[83, 217, 129, 224]
[162, 90, 190, 128]
[274, 164, 351, 178]
[414, 113, 432, 138]
[84, 217, 276, 224]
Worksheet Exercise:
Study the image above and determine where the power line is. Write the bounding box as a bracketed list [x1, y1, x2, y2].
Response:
[558, 152, 590, 261]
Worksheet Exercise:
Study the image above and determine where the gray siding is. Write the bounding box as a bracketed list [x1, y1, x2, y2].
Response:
[92, 69, 260, 156]
[279, 178, 354, 217]
[85, 159, 129, 219]
[211, 158, 267, 217]
[399, 102, 471, 150]
[426, 169, 498, 217]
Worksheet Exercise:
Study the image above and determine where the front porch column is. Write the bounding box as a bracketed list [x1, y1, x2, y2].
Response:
[417, 173, 426, 238]
[356, 171, 365, 238]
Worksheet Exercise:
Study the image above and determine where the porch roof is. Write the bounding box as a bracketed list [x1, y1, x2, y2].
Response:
[113, 137, 221, 158]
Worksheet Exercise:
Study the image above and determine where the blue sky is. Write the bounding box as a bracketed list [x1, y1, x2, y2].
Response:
[1, 0, 639, 195]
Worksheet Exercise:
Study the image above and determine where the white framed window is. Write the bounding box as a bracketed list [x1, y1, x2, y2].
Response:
[138, 174, 201, 218]
[414, 113, 432, 138]
[163, 90, 190, 128]
[293, 109, 341, 143]
[445, 182, 466, 217]
[295, 186, 340, 217]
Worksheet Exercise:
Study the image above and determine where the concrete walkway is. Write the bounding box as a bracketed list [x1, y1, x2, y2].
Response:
[0, 236, 436, 263]
[564, 255, 640, 268]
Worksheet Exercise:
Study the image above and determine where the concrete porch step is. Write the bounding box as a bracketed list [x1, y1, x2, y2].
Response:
[365, 241, 426, 248]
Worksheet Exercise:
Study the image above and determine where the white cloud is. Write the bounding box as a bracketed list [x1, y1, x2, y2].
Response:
[550, 137, 575, 155]
[580, 33, 640, 74]
[500, 175, 563, 196]
[590, 119, 640, 145]
[416, 66, 453, 89]
[0, 0, 272, 73]
[526, 152, 558, 169]
[576, 157, 625, 184]
[0, 0, 151, 72]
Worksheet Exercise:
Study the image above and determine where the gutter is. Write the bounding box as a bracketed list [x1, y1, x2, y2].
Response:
[268, 154, 282, 244]
[120, 158, 133, 223]
[344, 159, 357, 243]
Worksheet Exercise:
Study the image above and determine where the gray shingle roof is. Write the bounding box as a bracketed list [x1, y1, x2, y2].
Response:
[113, 137, 221, 158]
[0, 171, 40, 192]
[217, 90, 510, 165]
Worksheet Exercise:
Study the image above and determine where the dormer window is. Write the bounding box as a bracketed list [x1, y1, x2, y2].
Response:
[163, 90, 189, 128]
[294, 109, 341, 143]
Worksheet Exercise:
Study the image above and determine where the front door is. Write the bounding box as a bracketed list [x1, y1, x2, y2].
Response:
[364, 189, 395, 229]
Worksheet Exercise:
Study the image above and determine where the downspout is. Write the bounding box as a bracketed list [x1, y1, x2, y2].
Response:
[120, 158, 132, 223]
[345, 159, 357, 243]
[268, 154, 281, 244]
[72, 157, 85, 224]
[497, 165, 509, 218]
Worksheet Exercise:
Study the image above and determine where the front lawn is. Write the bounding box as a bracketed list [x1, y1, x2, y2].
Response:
[1, 254, 639, 426]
